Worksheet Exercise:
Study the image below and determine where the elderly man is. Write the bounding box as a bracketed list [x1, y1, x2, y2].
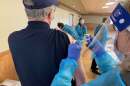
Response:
[8, 0, 75, 86]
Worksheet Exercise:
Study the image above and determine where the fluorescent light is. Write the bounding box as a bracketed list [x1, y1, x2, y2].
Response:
[106, 2, 116, 5]
[102, 6, 109, 9]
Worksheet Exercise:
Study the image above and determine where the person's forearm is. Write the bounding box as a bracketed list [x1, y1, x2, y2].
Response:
[51, 58, 78, 86]
[82, 69, 125, 86]
[90, 41, 117, 73]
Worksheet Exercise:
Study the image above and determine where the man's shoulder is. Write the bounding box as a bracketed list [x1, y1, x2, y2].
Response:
[8, 29, 26, 43]
[51, 29, 70, 43]
[51, 29, 68, 37]
[8, 31, 18, 41]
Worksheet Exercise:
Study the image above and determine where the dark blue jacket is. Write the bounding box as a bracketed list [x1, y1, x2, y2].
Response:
[8, 21, 70, 86]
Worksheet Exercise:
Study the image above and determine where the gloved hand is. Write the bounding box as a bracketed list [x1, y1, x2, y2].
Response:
[86, 35, 106, 57]
[90, 40, 106, 57]
[68, 42, 82, 61]
[63, 25, 80, 40]
[85, 34, 93, 46]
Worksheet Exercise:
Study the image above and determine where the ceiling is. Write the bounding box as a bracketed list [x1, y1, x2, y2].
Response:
[59, 0, 126, 15]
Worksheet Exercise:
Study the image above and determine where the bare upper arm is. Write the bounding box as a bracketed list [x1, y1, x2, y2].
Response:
[66, 33, 76, 44]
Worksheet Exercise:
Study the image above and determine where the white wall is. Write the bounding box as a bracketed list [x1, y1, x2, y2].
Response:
[83, 16, 108, 24]
[0, 0, 80, 52]
[0, 0, 27, 52]
[51, 7, 80, 28]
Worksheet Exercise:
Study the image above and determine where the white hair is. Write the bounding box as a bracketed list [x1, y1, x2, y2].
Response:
[24, 0, 55, 20]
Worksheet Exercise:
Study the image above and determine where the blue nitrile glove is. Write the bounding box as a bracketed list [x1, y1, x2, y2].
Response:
[63, 25, 80, 40]
[85, 34, 93, 46]
[85, 34, 106, 56]
[68, 42, 82, 61]
[88, 39, 118, 73]
[89, 40, 106, 57]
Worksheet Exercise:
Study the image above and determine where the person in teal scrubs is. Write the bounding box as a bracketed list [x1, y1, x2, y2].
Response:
[75, 18, 88, 40]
